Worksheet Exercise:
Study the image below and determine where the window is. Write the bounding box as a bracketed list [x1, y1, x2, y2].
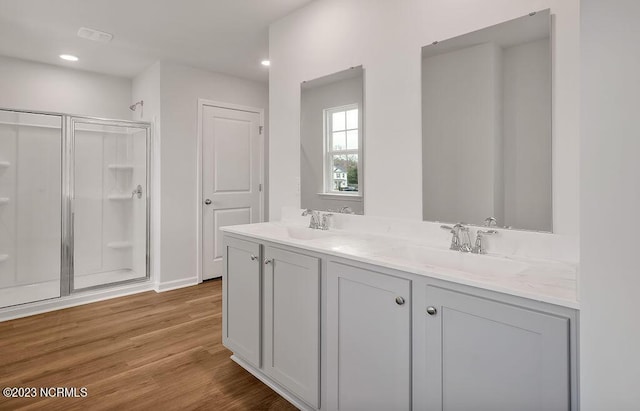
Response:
[325, 104, 360, 194]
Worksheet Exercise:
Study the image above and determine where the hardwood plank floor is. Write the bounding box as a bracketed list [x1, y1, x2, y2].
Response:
[0, 280, 297, 411]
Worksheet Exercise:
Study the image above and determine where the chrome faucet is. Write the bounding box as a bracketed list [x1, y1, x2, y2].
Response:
[441, 223, 472, 252]
[443, 219, 500, 254]
[456, 224, 473, 252]
[302, 209, 332, 230]
[472, 229, 498, 254]
[441, 225, 459, 250]
[302, 209, 320, 229]
[320, 213, 333, 230]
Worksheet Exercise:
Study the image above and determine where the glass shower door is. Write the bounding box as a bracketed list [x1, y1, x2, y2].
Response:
[0, 110, 62, 308]
[71, 118, 149, 291]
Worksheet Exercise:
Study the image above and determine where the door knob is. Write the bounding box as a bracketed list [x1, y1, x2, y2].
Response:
[395, 296, 405, 305]
[264, 259, 273, 265]
[204, 199, 212, 205]
[426, 306, 438, 316]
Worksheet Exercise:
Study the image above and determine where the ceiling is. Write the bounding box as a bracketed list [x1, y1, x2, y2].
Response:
[0, 0, 314, 82]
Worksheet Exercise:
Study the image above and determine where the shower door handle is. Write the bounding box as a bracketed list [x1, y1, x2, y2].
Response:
[132, 185, 143, 199]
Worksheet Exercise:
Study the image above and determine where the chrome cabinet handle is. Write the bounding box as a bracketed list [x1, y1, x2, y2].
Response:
[250, 255, 257, 261]
[395, 296, 405, 305]
[264, 259, 273, 265]
[204, 199, 212, 205]
[426, 306, 438, 316]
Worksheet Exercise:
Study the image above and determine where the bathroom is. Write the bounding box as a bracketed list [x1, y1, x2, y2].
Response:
[0, 0, 638, 410]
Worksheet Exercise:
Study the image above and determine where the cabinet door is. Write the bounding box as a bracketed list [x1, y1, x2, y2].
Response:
[223, 236, 261, 368]
[327, 262, 411, 411]
[425, 286, 570, 411]
[263, 246, 320, 408]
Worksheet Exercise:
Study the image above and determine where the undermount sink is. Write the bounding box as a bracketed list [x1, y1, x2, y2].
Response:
[377, 245, 528, 276]
[284, 226, 336, 241]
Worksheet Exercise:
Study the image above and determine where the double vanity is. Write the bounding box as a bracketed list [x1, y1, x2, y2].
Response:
[223, 7, 575, 410]
[221, 209, 578, 411]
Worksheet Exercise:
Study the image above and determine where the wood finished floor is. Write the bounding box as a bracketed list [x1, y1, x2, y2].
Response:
[0, 280, 297, 411]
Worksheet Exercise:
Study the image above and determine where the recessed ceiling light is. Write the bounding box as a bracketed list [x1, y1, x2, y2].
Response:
[261, 60, 271, 67]
[59, 54, 79, 62]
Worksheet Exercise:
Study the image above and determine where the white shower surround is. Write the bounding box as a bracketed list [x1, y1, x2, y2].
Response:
[0, 110, 151, 312]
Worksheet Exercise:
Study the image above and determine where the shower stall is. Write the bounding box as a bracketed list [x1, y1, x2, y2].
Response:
[0, 108, 151, 309]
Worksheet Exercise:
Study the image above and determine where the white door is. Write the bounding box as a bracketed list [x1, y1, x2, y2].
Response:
[202, 104, 262, 280]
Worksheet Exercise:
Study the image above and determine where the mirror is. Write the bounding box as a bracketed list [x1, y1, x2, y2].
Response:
[300, 66, 364, 214]
[422, 10, 551, 231]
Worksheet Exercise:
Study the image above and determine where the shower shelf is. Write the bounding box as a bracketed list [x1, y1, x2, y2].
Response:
[107, 164, 136, 171]
[0, 161, 10, 168]
[0, 198, 9, 204]
[75, 126, 141, 135]
[106, 241, 133, 249]
[107, 194, 133, 201]
[0, 254, 9, 263]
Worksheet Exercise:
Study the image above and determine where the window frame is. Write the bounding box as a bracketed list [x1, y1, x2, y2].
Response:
[323, 104, 362, 195]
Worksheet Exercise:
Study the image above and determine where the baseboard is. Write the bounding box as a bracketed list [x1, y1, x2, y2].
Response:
[230, 355, 315, 411]
[0, 281, 155, 322]
[154, 276, 199, 292]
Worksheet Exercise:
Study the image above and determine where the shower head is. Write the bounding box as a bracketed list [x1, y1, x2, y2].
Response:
[129, 100, 144, 111]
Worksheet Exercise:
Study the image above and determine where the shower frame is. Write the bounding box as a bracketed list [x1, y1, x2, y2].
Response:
[63, 115, 152, 295]
[0, 107, 152, 300]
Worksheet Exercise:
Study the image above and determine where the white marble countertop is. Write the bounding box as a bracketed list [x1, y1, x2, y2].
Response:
[222, 222, 579, 309]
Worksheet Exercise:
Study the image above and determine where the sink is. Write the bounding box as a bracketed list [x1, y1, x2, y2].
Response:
[284, 226, 336, 241]
[377, 245, 528, 276]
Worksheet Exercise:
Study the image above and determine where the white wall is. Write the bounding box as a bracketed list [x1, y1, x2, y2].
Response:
[269, 0, 580, 236]
[156, 62, 268, 285]
[0, 55, 131, 119]
[301, 73, 364, 214]
[580, 0, 640, 408]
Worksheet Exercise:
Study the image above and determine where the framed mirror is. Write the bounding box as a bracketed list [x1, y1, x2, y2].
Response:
[421, 10, 551, 231]
[300, 66, 364, 214]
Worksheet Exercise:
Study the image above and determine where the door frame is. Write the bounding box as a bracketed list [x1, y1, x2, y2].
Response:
[196, 99, 265, 283]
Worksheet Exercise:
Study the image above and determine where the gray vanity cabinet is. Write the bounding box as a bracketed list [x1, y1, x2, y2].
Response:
[223, 236, 322, 410]
[327, 262, 412, 411]
[222, 236, 262, 368]
[223, 231, 577, 411]
[424, 286, 571, 411]
[263, 246, 321, 409]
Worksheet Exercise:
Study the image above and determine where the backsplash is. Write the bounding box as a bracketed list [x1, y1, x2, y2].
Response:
[281, 207, 579, 264]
